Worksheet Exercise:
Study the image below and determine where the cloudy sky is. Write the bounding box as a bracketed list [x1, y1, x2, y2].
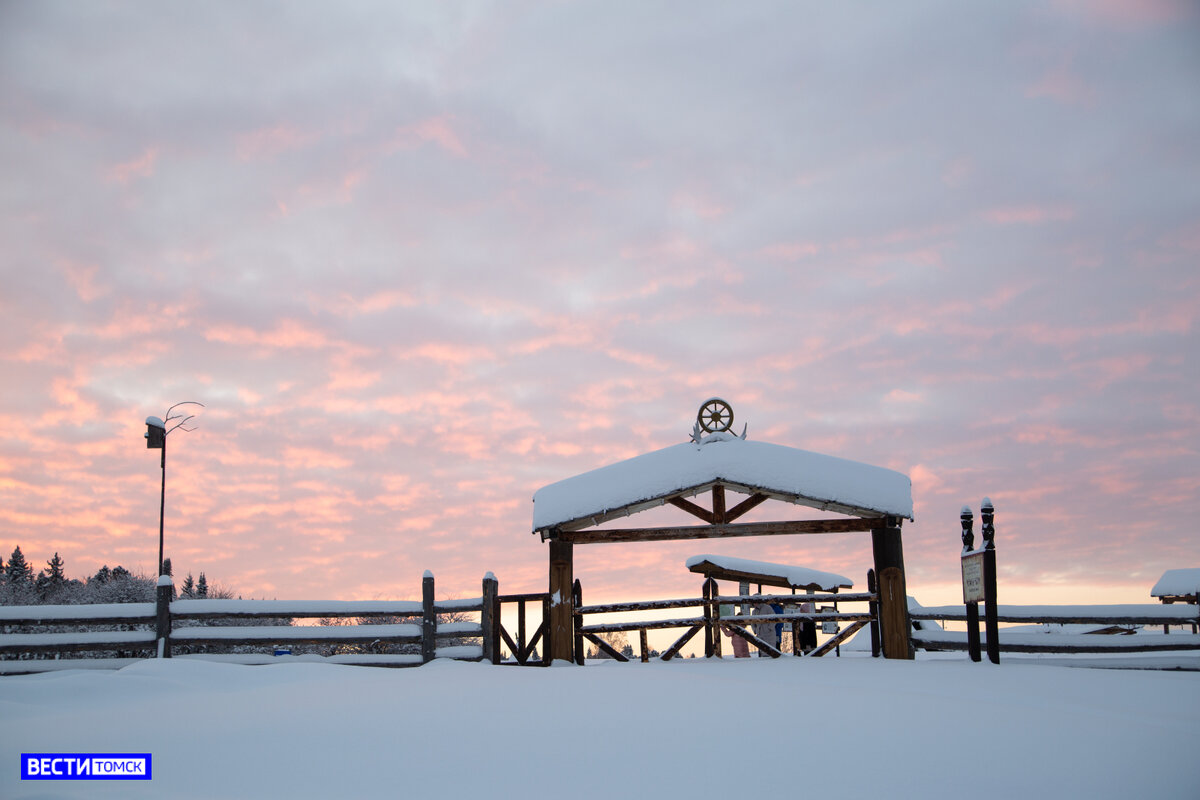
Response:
[2, 1, 1197, 609]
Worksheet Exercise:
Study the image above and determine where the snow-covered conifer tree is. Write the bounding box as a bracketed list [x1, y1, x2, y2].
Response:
[5, 546, 31, 585]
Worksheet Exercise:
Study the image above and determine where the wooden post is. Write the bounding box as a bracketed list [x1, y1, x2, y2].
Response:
[422, 571, 436, 663]
[981, 499, 999, 665]
[961, 507, 982, 663]
[540, 593, 552, 667]
[517, 599, 527, 661]
[702, 577, 717, 658]
[713, 594, 723, 658]
[481, 572, 498, 665]
[640, 629, 649, 663]
[867, 569, 880, 658]
[548, 537, 574, 662]
[711, 484, 726, 524]
[155, 576, 173, 659]
[573, 579, 584, 666]
[872, 516, 913, 659]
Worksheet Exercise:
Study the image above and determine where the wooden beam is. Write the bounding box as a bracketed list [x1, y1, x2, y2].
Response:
[711, 485, 726, 524]
[724, 492, 768, 523]
[807, 620, 868, 657]
[583, 632, 629, 662]
[559, 517, 881, 545]
[724, 623, 781, 658]
[661, 625, 702, 661]
[667, 496, 714, 524]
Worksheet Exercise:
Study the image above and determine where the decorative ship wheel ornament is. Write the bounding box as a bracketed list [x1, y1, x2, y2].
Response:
[691, 397, 747, 443]
[698, 397, 734, 433]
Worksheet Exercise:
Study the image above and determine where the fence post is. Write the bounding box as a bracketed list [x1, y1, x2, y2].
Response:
[540, 593, 551, 667]
[573, 579, 584, 666]
[155, 575, 173, 659]
[981, 499, 999, 665]
[481, 572, 497, 665]
[867, 569, 880, 658]
[422, 571, 436, 663]
[962, 506, 982, 663]
[702, 577, 717, 658]
[517, 599, 527, 663]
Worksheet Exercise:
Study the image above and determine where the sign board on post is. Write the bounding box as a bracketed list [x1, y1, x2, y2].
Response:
[819, 606, 838, 634]
[961, 551, 985, 604]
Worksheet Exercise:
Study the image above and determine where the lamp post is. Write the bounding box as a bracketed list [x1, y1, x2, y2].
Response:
[145, 401, 203, 577]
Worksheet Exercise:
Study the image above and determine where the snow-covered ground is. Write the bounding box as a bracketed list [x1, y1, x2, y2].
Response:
[2, 655, 1198, 799]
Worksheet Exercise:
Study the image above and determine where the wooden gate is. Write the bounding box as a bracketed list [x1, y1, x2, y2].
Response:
[490, 592, 551, 666]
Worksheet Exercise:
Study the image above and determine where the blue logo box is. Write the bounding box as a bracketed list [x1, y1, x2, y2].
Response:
[22, 753, 152, 780]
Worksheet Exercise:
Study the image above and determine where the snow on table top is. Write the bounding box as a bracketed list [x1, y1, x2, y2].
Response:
[685, 554, 853, 591]
[532, 433, 912, 532]
[1151, 568, 1200, 598]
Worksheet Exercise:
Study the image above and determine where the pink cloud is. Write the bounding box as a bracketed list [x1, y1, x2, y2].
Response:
[758, 242, 820, 261]
[670, 189, 728, 221]
[107, 147, 159, 184]
[58, 260, 106, 302]
[984, 205, 1076, 225]
[205, 319, 332, 350]
[1052, 0, 1194, 27]
[392, 116, 469, 158]
[236, 124, 316, 161]
[321, 289, 418, 317]
[399, 341, 494, 366]
[1026, 58, 1096, 106]
[884, 389, 923, 404]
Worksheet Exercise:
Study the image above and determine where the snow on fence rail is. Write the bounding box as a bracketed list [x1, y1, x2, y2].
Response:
[571, 576, 880, 663]
[0, 572, 498, 675]
[909, 603, 1200, 655]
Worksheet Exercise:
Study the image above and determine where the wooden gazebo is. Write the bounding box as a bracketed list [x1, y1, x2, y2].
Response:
[1152, 568, 1199, 605]
[531, 399, 915, 661]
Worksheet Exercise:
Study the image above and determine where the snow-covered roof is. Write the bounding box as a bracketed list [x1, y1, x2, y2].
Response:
[1151, 568, 1200, 599]
[532, 432, 913, 533]
[686, 554, 853, 592]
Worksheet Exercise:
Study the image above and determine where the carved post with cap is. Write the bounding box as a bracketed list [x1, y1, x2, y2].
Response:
[961, 506, 982, 662]
[981, 498, 999, 664]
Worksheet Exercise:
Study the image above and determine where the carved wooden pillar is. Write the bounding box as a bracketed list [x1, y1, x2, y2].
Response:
[872, 516, 913, 659]
[548, 537, 574, 662]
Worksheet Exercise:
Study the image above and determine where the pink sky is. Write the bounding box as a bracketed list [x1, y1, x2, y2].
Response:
[1, 2, 1197, 611]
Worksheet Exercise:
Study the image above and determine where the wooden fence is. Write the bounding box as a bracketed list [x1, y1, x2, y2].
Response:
[909, 603, 1200, 656]
[570, 577, 880, 663]
[0, 572, 497, 675]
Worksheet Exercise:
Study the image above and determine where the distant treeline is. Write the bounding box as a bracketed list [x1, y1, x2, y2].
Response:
[0, 546, 228, 606]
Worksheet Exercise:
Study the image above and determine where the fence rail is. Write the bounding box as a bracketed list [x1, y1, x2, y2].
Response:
[910, 603, 1200, 656]
[572, 577, 879, 664]
[0, 572, 497, 675]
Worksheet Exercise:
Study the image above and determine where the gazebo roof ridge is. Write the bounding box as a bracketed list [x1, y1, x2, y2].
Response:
[532, 408, 913, 535]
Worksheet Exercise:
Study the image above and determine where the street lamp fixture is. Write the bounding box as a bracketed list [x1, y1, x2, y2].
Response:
[145, 401, 204, 577]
